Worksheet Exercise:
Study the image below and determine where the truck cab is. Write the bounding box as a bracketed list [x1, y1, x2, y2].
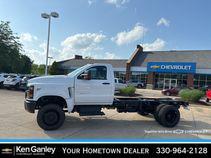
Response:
[25, 64, 115, 129]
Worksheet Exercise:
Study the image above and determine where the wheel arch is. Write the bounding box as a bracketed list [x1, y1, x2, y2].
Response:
[36, 95, 67, 109]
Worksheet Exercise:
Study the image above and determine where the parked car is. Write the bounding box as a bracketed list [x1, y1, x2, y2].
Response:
[114, 78, 127, 91]
[127, 80, 145, 88]
[19, 75, 38, 91]
[3, 74, 23, 89]
[206, 88, 211, 102]
[0, 73, 9, 88]
[162, 87, 181, 96]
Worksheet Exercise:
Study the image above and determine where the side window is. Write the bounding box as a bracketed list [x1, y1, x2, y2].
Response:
[88, 66, 107, 80]
[114, 79, 117, 83]
[119, 79, 123, 83]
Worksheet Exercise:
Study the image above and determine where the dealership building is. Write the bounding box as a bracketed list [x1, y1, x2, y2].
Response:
[57, 45, 211, 89]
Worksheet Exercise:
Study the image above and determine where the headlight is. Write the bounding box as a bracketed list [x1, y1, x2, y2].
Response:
[26, 86, 34, 99]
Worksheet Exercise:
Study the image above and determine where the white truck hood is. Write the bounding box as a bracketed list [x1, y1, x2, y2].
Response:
[28, 75, 74, 87]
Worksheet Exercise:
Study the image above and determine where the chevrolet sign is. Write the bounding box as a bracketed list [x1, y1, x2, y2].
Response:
[147, 62, 196, 73]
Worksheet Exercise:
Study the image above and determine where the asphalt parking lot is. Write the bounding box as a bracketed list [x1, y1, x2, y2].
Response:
[0, 89, 211, 140]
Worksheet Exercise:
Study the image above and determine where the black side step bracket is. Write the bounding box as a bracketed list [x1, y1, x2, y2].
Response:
[75, 105, 105, 116]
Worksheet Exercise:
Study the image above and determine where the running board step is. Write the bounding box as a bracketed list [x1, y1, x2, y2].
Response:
[79, 111, 105, 116]
[75, 105, 105, 116]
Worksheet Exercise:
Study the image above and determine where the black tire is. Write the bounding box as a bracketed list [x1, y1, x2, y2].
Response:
[137, 84, 142, 89]
[206, 98, 210, 103]
[153, 104, 166, 124]
[166, 92, 171, 96]
[158, 105, 180, 128]
[14, 83, 20, 90]
[138, 111, 149, 116]
[37, 104, 65, 130]
[0, 82, 3, 88]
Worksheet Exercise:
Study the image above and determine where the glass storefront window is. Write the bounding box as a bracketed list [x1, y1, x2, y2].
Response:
[114, 71, 126, 82]
[154, 73, 188, 89]
[131, 72, 148, 85]
[194, 74, 211, 88]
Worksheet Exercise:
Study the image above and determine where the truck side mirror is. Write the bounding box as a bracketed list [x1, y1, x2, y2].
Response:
[81, 72, 91, 80]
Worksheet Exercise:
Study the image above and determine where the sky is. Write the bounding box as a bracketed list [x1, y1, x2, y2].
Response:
[0, 0, 211, 64]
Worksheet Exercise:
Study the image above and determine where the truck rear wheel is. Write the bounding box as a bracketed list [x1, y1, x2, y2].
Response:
[137, 105, 149, 116]
[158, 105, 180, 128]
[37, 104, 65, 130]
[153, 104, 166, 124]
[138, 111, 149, 116]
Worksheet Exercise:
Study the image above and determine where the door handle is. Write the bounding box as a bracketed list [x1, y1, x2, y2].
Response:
[102, 82, 110, 85]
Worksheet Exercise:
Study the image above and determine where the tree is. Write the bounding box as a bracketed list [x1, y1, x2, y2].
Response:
[37, 65, 45, 75]
[20, 54, 33, 74]
[49, 61, 63, 75]
[31, 64, 45, 75]
[0, 21, 32, 74]
[31, 64, 39, 75]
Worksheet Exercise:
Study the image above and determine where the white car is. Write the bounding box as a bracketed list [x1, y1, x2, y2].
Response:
[0, 73, 9, 88]
[127, 80, 145, 88]
[115, 78, 127, 91]
[3, 74, 22, 89]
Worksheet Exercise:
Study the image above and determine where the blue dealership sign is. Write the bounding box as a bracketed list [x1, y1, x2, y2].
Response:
[147, 62, 196, 73]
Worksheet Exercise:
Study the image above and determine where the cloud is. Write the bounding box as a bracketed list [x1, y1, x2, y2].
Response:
[112, 23, 147, 46]
[21, 41, 61, 64]
[61, 33, 106, 58]
[88, 0, 94, 6]
[20, 33, 38, 42]
[38, 42, 62, 63]
[105, 0, 130, 7]
[157, 17, 170, 27]
[61, 33, 106, 50]
[104, 52, 119, 59]
[142, 38, 166, 51]
[23, 48, 44, 64]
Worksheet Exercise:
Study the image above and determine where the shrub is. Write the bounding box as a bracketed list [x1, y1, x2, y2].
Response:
[119, 86, 136, 96]
[179, 89, 204, 102]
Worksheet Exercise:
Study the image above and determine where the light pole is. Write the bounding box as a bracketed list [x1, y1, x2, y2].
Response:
[41, 12, 59, 76]
[48, 56, 53, 66]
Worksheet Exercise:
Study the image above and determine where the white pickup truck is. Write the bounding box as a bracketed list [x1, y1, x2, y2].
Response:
[114, 78, 127, 91]
[24, 63, 189, 130]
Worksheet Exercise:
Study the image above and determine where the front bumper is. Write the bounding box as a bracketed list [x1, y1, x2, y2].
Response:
[24, 100, 36, 113]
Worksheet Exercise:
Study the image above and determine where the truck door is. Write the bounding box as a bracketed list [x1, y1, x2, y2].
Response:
[75, 66, 113, 105]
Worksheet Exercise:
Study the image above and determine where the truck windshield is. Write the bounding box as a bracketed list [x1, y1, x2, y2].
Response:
[67, 64, 91, 77]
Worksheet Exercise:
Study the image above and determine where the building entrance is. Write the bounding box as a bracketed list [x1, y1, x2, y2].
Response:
[164, 79, 177, 89]
[154, 73, 187, 89]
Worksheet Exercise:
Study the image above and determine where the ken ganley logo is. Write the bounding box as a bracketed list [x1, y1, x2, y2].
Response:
[1, 148, 13, 154]
[150, 65, 160, 69]
[14, 146, 56, 156]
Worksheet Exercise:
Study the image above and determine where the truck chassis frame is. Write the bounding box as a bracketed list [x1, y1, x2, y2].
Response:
[25, 96, 189, 130]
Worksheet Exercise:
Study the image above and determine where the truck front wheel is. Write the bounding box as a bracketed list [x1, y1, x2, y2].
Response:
[37, 104, 65, 130]
[158, 105, 180, 128]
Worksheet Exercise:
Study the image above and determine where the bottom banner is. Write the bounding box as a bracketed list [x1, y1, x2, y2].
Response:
[0, 143, 210, 157]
